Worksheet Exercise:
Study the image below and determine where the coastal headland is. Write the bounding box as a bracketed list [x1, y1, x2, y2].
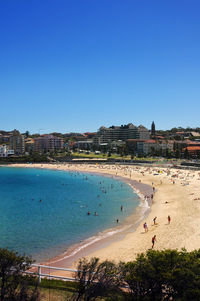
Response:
[7, 163, 200, 276]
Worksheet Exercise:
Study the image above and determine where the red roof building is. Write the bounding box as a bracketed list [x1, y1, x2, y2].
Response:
[183, 146, 200, 156]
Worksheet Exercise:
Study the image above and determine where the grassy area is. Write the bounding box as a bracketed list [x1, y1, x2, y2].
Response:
[51, 151, 187, 165]
[72, 152, 109, 159]
[70, 152, 144, 160]
[30, 278, 78, 300]
[70, 152, 180, 162]
[35, 278, 126, 300]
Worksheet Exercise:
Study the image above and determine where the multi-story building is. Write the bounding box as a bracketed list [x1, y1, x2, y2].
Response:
[0, 134, 11, 144]
[34, 135, 64, 153]
[127, 139, 174, 156]
[75, 140, 93, 150]
[0, 145, 14, 157]
[93, 123, 150, 145]
[9, 130, 25, 155]
[25, 138, 35, 154]
[137, 125, 151, 140]
[183, 146, 200, 157]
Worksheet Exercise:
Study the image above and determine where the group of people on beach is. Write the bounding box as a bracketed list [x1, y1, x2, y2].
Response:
[143, 215, 171, 248]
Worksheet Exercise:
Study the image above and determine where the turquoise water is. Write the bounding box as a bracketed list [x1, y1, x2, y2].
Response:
[0, 167, 139, 261]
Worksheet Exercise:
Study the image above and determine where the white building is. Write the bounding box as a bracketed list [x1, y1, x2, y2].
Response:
[0, 145, 14, 157]
[137, 140, 174, 155]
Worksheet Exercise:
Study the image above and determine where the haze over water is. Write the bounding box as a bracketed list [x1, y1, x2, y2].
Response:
[0, 167, 139, 261]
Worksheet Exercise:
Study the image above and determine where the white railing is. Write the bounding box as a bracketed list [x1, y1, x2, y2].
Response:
[25, 264, 129, 289]
[26, 264, 78, 283]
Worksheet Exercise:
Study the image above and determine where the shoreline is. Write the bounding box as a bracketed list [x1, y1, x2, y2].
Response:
[4, 163, 200, 272]
[41, 172, 153, 268]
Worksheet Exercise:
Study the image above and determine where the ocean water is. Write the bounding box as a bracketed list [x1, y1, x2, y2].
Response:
[0, 167, 140, 261]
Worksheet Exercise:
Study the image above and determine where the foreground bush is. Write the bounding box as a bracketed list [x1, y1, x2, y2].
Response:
[73, 257, 122, 301]
[122, 249, 200, 300]
[0, 248, 40, 301]
[74, 249, 200, 301]
[1, 247, 199, 300]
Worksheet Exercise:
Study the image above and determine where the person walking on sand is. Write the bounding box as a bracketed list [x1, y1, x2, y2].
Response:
[153, 217, 157, 225]
[152, 235, 156, 248]
[168, 215, 171, 224]
[143, 222, 148, 232]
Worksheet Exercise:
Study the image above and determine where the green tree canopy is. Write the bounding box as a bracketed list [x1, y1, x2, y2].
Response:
[0, 248, 39, 301]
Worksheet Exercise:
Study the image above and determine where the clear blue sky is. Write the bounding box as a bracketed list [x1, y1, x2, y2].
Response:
[1, 0, 200, 134]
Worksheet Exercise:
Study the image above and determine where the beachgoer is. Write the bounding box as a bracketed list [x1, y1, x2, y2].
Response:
[152, 235, 156, 248]
[153, 217, 157, 225]
[116, 219, 119, 223]
[87, 211, 91, 215]
[143, 222, 148, 232]
[168, 215, 171, 224]
[121, 205, 123, 211]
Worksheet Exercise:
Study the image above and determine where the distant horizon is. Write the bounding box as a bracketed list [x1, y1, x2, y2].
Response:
[1, 122, 200, 136]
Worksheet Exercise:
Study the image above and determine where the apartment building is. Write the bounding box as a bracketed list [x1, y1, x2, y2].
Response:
[9, 129, 25, 155]
[34, 135, 64, 153]
[93, 123, 150, 145]
[0, 134, 11, 144]
[75, 140, 93, 150]
[127, 139, 174, 156]
[0, 145, 14, 157]
[25, 138, 35, 154]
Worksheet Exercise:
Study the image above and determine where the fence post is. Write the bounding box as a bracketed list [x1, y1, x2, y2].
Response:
[38, 266, 41, 283]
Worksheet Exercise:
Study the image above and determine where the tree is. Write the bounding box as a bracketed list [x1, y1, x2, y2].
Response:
[121, 249, 200, 300]
[74, 257, 121, 301]
[73, 250, 200, 300]
[0, 248, 39, 301]
[151, 121, 155, 136]
[175, 149, 181, 159]
[25, 131, 30, 138]
[184, 148, 190, 159]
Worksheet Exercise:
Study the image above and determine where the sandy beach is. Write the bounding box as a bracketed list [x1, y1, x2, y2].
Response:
[7, 163, 200, 273]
